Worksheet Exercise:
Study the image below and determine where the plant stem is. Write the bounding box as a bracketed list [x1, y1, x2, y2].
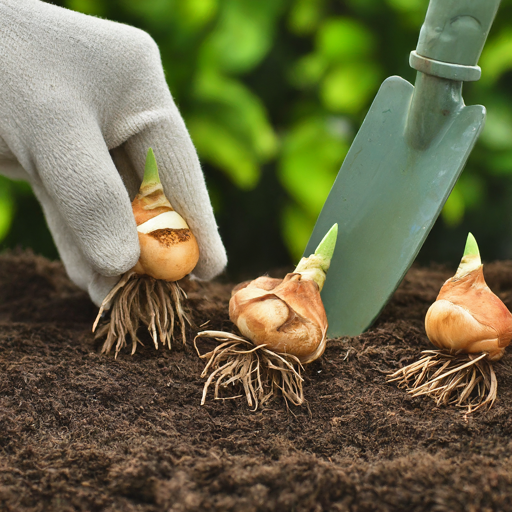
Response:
[295, 223, 338, 291]
[455, 232, 482, 279]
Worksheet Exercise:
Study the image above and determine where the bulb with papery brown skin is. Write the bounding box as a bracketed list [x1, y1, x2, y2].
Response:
[228, 224, 338, 364]
[425, 233, 512, 362]
[130, 149, 199, 282]
[229, 273, 328, 364]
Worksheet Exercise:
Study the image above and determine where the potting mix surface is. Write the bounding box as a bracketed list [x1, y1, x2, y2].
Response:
[2, 251, 512, 511]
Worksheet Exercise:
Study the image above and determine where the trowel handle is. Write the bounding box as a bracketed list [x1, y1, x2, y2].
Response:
[410, 0, 501, 82]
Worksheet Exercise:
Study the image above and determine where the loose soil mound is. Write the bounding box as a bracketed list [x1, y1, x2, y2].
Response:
[2, 251, 512, 511]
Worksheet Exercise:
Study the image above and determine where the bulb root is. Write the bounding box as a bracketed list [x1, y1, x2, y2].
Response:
[194, 331, 304, 411]
[387, 350, 498, 414]
[93, 272, 191, 357]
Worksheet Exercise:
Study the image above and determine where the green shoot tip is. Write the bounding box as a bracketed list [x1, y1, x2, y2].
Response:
[142, 147, 161, 185]
[314, 223, 338, 262]
[294, 224, 338, 289]
[455, 232, 481, 278]
[463, 232, 480, 260]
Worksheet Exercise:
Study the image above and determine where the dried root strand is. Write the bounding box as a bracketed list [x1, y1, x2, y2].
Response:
[194, 331, 304, 410]
[93, 272, 191, 358]
[387, 350, 498, 414]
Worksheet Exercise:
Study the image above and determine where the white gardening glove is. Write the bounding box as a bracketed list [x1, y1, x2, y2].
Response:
[0, 0, 227, 306]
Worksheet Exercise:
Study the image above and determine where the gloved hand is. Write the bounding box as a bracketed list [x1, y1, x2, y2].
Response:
[0, 0, 227, 306]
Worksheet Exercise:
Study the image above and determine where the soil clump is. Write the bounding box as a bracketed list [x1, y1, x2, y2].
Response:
[2, 251, 512, 511]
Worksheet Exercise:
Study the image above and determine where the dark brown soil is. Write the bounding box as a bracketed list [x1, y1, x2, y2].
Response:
[2, 251, 512, 511]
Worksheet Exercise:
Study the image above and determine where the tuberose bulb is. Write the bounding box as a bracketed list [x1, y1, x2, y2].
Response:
[228, 224, 337, 363]
[425, 233, 512, 361]
[131, 149, 199, 281]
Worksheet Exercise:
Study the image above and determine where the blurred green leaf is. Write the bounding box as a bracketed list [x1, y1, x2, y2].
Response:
[457, 173, 485, 209]
[281, 202, 316, 262]
[489, 151, 512, 175]
[200, 0, 284, 74]
[320, 62, 381, 114]
[176, 0, 218, 30]
[206, 182, 224, 215]
[386, 0, 426, 13]
[65, 0, 105, 16]
[385, 0, 428, 26]
[12, 180, 32, 195]
[289, 53, 327, 89]
[278, 115, 349, 218]
[345, 0, 383, 15]
[188, 115, 260, 190]
[189, 67, 278, 190]
[386, 0, 429, 27]
[193, 71, 277, 161]
[288, 0, 326, 35]
[123, 0, 174, 25]
[441, 173, 485, 227]
[316, 17, 375, 62]
[0, 178, 15, 242]
[442, 185, 465, 228]
[480, 103, 512, 151]
[479, 31, 512, 85]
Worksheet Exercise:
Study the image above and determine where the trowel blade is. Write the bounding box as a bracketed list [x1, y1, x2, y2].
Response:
[304, 75, 485, 338]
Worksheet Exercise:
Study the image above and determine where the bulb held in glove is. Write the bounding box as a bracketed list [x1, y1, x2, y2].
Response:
[131, 148, 199, 281]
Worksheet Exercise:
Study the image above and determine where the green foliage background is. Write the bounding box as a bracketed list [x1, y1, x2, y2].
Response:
[2, 0, 512, 277]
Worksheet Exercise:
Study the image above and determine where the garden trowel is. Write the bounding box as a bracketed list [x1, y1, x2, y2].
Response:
[303, 0, 501, 338]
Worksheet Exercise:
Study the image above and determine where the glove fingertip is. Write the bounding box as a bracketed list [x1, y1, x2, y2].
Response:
[86, 230, 140, 278]
[89, 274, 123, 307]
[192, 244, 228, 281]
